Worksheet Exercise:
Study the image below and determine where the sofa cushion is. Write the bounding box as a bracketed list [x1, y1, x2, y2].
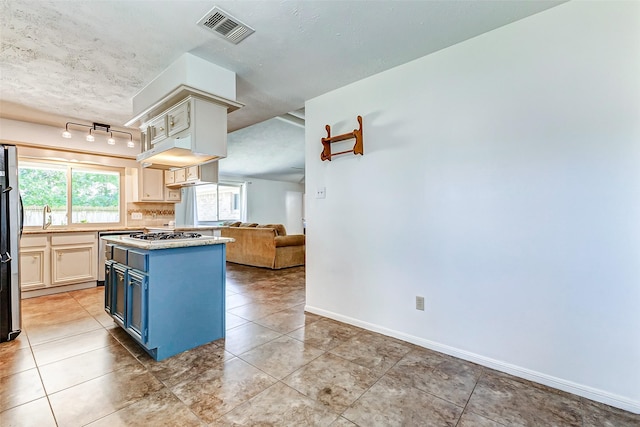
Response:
[226, 221, 241, 227]
[273, 224, 287, 236]
[275, 234, 305, 247]
[258, 224, 287, 236]
[240, 222, 258, 227]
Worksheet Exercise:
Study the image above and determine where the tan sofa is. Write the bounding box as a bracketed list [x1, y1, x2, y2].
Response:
[220, 223, 305, 269]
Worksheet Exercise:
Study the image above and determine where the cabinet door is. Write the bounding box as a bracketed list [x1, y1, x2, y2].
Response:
[113, 265, 127, 326]
[167, 101, 190, 137]
[104, 261, 114, 314]
[174, 168, 186, 184]
[140, 168, 165, 201]
[126, 270, 148, 344]
[19, 247, 47, 290]
[51, 244, 96, 286]
[186, 165, 199, 182]
[164, 170, 175, 185]
[148, 116, 168, 145]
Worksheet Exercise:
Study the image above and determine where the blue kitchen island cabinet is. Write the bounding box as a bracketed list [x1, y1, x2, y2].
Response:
[102, 235, 233, 361]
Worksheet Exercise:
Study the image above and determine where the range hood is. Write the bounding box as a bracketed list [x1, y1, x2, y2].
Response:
[134, 92, 242, 168]
[137, 134, 215, 168]
[128, 54, 243, 168]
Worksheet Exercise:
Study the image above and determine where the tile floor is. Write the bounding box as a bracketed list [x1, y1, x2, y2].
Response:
[1, 263, 638, 426]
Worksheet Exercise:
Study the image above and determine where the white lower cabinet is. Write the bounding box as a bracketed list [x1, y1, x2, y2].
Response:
[20, 232, 98, 297]
[19, 235, 49, 291]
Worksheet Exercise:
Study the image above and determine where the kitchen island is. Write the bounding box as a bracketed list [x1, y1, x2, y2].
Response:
[101, 234, 233, 361]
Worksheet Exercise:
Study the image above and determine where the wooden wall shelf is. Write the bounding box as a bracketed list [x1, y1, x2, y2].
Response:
[321, 115, 363, 161]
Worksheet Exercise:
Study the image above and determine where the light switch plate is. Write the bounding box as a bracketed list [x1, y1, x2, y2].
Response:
[131, 212, 143, 220]
[316, 187, 326, 199]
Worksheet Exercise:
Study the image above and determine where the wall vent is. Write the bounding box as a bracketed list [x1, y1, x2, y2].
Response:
[197, 6, 255, 44]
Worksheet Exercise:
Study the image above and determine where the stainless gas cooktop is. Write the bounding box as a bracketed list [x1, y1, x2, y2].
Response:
[127, 232, 204, 241]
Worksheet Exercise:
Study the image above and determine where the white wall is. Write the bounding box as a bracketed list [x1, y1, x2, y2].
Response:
[305, 1, 640, 413]
[232, 177, 305, 233]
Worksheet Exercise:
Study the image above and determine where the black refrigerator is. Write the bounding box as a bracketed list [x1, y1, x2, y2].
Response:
[0, 144, 22, 342]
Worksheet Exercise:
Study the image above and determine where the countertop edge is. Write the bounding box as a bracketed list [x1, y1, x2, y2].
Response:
[101, 235, 234, 250]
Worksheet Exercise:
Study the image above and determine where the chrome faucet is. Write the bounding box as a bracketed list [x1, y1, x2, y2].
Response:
[42, 204, 52, 229]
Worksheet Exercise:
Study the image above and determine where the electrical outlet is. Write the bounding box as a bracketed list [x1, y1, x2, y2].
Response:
[416, 296, 425, 311]
[315, 187, 326, 199]
[131, 212, 143, 220]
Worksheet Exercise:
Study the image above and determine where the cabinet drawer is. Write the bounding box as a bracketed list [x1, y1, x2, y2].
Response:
[20, 235, 48, 247]
[127, 250, 148, 272]
[51, 233, 96, 245]
[113, 246, 127, 264]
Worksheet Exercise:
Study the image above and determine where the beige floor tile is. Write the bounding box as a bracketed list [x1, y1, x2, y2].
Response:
[386, 347, 482, 406]
[25, 315, 103, 345]
[222, 322, 282, 355]
[581, 398, 640, 427]
[69, 287, 104, 308]
[0, 346, 36, 379]
[255, 304, 322, 333]
[330, 417, 359, 426]
[48, 365, 164, 426]
[225, 292, 255, 309]
[0, 368, 45, 411]
[31, 328, 117, 366]
[329, 331, 413, 376]
[85, 388, 203, 427]
[239, 335, 324, 379]
[284, 353, 379, 413]
[0, 397, 57, 427]
[342, 375, 464, 426]
[143, 341, 233, 388]
[466, 370, 583, 426]
[227, 300, 290, 321]
[39, 343, 144, 394]
[171, 357, 276, 423]
[288, 318, 363, 351]
[458, 410, 506, 426]
[226, 312, 250, 330]
[216, 382, 340, 426]
[22, 295, 89, 327]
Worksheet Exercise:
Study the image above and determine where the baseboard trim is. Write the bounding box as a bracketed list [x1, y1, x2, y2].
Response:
[22, 281, 97, 299]
[304, 304, 640, 415]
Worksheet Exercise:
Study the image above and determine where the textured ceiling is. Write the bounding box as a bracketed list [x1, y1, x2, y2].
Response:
[0, 0, 564, 181]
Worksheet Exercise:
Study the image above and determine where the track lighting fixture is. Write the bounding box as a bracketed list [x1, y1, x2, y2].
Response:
[61, 122, 134, 148]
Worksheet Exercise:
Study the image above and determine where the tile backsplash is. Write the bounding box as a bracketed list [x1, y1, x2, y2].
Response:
[127, 202, 175, 227]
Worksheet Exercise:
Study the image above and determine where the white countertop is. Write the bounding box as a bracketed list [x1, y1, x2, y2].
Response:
[101, 235, 234, 250]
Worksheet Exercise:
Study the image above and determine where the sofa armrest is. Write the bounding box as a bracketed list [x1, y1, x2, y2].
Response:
[274, 234, 305, 247]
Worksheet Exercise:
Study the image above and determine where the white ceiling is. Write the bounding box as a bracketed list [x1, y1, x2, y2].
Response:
[0, 0, 564, 182]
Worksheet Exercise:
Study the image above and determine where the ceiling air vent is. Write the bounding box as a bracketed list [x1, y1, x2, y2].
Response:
[197, 6, 255, 45]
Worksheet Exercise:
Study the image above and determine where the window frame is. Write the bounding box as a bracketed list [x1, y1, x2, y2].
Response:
[19, 159, 125, 229]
